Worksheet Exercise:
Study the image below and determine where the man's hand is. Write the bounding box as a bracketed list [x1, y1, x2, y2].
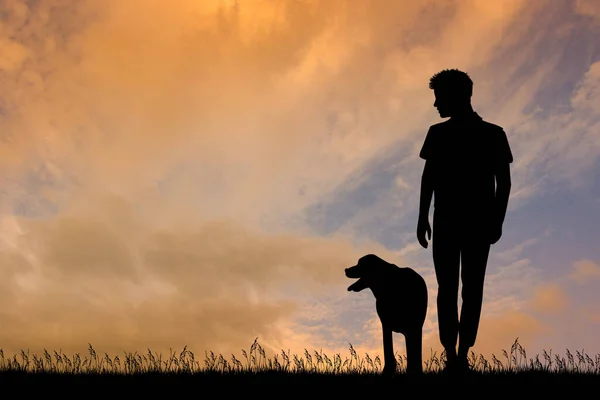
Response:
[417, 217, 432, 249]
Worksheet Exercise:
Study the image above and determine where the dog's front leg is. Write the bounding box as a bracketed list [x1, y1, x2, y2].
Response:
[381, 325, 396, 376]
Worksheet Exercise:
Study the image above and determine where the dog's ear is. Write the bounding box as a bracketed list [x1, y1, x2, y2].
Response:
[347, 277, 369, 292]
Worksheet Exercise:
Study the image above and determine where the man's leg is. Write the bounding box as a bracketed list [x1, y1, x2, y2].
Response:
[432, 213, 461, 365]
[457, 239, 491, 362]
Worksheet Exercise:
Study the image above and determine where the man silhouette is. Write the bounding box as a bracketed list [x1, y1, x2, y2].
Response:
[416, 69, 513, 374]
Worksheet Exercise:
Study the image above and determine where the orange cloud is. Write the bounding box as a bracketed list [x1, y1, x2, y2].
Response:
[470, 310, 549, 360]
[530, 283, 569, 314]
[570, 259, 600, 284]
[0, 192, 398, 356]
[575, 0, 600, 20]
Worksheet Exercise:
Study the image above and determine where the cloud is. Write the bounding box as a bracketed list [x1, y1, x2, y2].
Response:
[582, 309, 600, 323]
[504, 60, 600, 203]
[0, 192, 400, 355]
[495, 238, 540, 264]
[575, 0, 600, 21]
[570, 259, 600, 284]
[0, 0, 538, 224]
[474, 310, 549, 358]
[530, 283, 569, 314]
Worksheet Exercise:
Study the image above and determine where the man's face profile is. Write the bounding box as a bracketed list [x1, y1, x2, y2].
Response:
[433, 88, 453, 118]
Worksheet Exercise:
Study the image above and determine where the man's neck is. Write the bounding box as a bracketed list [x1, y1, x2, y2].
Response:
[450, 105, 478, 121]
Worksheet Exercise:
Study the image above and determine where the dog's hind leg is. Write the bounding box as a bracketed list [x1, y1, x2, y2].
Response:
[405, 328, 423, 375]
[381, 325, 397, 376]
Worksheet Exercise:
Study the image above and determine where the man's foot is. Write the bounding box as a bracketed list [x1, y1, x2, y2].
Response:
[443, 348, 456, 369]
[443, 356, 470, 376]
[382, 360, 397, 377]
[455, 356, 470, 374]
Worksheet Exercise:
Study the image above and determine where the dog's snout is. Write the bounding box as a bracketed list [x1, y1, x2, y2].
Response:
[345, 265, 360, 279]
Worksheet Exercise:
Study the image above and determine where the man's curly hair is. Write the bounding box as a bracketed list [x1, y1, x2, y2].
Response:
[429, 69, 473, 99]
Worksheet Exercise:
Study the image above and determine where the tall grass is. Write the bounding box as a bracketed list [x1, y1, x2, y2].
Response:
[1, 337, 598, 375]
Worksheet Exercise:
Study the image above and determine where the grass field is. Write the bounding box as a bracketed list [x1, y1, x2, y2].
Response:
[1, 338, 599, 386]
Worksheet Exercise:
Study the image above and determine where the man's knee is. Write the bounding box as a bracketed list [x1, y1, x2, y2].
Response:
[433, 246, 460, 276]
[461, 285, 484, 304]
[438, 283, 459, 297]
[462, 242, 491, 268]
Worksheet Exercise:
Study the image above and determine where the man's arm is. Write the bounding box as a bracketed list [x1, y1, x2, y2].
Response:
[418, 159, 434, 221]
[493, 161, 511, 226]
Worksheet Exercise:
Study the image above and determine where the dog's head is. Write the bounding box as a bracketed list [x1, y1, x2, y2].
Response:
[345, 254, 387, 292]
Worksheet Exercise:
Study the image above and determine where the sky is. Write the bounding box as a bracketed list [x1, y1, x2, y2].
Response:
[1, 0, 599, 363]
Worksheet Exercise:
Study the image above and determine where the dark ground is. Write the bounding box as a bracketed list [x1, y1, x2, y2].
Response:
[2, 370, 599, 387]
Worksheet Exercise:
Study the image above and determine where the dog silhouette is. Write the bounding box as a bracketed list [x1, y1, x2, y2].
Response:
[345, 254, 428, 376]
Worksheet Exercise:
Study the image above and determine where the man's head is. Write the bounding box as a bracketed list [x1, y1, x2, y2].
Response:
[429, 69, 473, 118]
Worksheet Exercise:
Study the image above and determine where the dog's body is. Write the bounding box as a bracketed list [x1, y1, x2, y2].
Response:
[345, 254, 428, 376]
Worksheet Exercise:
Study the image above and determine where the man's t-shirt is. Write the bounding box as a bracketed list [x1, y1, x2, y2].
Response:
[419, 112, 513, 222]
